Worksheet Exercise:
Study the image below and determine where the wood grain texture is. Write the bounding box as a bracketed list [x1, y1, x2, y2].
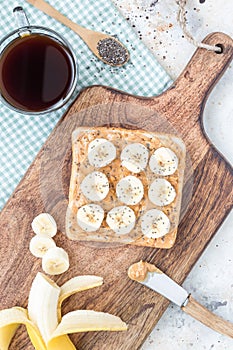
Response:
[0, 33, 233, 350]
[182, 295, 233, 338]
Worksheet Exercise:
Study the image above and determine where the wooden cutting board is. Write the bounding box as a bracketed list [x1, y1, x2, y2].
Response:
[1, 33, 233, 350]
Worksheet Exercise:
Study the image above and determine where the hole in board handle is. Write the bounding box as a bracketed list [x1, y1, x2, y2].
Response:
[215, 44, 224, 54]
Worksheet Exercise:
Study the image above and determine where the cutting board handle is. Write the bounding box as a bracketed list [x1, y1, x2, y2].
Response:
[156, 32, 233, 119]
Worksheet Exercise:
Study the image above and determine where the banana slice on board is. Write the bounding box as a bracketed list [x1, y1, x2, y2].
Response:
[42, 247, 69, 275]
[29, 235, 56, 258]
[141, 209, 170, 238]
[148, 178, 176, 206]
[120, 143, 149, 173]
[80, 171, 109, 201]
[31, 213, 57, 237]
[106, 206, 136, 234]
[77, 204, 104, 232]
[116, 175, 144, 205]
[149, 147, 178, 176]
[88, 138, 116, 168]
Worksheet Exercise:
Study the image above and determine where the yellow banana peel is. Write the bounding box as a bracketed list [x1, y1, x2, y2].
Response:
[0, 307, 46, 350]
[0, 323, 19, 350]
[47, 335, 77, 350]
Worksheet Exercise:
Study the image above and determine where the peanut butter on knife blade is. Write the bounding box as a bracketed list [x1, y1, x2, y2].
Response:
[128, 260, 162, 282]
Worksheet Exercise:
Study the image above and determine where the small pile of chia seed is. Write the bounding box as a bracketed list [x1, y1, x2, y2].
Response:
[97, 38, 129, 65]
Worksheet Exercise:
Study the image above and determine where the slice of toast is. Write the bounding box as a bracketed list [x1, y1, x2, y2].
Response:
[66, 126, 186, 249]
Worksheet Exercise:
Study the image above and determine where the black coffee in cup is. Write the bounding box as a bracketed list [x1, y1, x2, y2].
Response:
[0, 34, 76, 112]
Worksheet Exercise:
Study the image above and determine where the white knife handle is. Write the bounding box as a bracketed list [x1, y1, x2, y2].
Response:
[182, 295, 233, 338]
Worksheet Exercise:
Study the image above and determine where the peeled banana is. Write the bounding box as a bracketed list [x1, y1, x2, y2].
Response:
[28, 272, 60, 343]
[28, 272, 75, 350]
[0, 273, 127, 350]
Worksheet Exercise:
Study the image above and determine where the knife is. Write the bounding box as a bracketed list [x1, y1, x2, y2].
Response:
[128, 261, 233, 338]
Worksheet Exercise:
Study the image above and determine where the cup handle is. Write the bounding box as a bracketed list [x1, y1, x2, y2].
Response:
[13, 7, 31, 36]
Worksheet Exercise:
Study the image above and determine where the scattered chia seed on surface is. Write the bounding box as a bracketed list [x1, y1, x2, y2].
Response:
[97, 38, 129, 65]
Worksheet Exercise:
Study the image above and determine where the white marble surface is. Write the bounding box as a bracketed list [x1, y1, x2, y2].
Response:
[113, 0, 233, 349]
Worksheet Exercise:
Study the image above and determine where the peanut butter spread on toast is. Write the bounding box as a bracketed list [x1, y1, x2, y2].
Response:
[66, 126, 186, 249]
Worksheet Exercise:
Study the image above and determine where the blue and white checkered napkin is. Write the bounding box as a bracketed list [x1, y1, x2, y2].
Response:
[0, 0, 172, 210]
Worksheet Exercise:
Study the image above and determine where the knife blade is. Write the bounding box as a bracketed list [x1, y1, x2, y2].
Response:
[128, 261, 233, 338]
[135, 264, 189, 307]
